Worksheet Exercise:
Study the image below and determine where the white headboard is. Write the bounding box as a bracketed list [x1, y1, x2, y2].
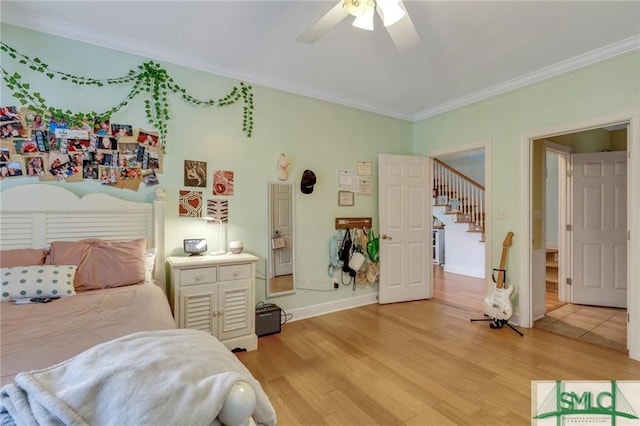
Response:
[0, 184, 166, 291]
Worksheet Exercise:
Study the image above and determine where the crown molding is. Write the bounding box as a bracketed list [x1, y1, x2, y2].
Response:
[413, 35, 640, 122]
[2, 15, 638, 124]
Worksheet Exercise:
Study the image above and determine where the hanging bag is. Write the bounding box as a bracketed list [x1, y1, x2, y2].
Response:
[348, 228, 366, 273]
[367, 228, 379, 263]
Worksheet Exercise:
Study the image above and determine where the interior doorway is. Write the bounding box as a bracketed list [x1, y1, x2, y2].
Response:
[530, 123, 629, 352]
[429, 143, 490, 312]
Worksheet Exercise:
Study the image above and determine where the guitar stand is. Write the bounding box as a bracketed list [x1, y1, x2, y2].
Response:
[470, 315, 524, 337]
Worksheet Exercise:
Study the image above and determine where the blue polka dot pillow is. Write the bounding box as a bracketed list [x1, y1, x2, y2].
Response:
[1, 265, 77, 301]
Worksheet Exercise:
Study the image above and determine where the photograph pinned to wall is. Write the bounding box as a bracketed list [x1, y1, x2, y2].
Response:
[0, 147, 10, 162]
[206, 199, 229, 223]
[179, 190, 203, 217]
[98, 136, 116, 150]
[94, 118, 111, 136]
[0, 106, 20, 121]
[98, 165, 118, 186]
[111, 123, 133, 138]
[118, 142, 138, 155]
[213, 170, 234, 196]
[49, 116, 68, 134]
[2, 159, 24, 178]
[105, 150, 119, 167]
[1, 121, 28, 138]
[137, 130, 159, 147]
[25, 156, 46, 177]
[70, 152, 85, 168]
[13, 139, 38, 155]
[117, 167, 142, 191]
[68, 138, 90, 152]
[142, 169, 159, 186]
[48, 154, 81, 182]
[31, 130, 50, 152]
[82, 161, 98, 180]
[184, 160, 207, 188]
[28, 113, 46, 130]
[92, 150, 106, 165]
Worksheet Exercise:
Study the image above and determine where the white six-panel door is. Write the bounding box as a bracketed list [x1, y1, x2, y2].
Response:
[571, 151, 627, 307]
[378, 154, 431, 304]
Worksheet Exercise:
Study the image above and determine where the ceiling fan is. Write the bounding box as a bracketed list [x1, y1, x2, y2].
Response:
[297, 0, 421, 52]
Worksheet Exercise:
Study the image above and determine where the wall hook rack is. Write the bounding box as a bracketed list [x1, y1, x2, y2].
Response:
[335, 217, 373, 230]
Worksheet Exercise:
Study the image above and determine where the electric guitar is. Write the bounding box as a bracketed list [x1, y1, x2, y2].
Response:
[482, 231, 514, 320]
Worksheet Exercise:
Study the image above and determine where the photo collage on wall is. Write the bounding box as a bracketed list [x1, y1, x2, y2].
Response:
[179, 161, 234, 220]
[0, 106, 162, 190]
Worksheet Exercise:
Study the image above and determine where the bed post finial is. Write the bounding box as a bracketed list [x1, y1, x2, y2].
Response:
[155, 187, 167, 201]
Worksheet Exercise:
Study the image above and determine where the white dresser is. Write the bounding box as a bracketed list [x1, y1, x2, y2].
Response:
[167, 253, 258, 351]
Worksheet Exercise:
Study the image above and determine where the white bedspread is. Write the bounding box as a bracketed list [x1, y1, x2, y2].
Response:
[0, 329, 276, 426]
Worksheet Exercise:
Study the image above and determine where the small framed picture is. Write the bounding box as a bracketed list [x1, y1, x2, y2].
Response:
[338, 190, 354, 206]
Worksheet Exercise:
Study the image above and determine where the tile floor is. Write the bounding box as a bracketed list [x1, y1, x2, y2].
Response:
[534, 303, 627, 352]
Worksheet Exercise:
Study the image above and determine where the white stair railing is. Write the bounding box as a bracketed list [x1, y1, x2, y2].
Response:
[433, 158, 485, 232]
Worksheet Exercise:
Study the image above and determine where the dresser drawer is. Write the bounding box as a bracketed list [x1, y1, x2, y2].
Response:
[219, 264, 252, 281]
[180, 267, 217, 286]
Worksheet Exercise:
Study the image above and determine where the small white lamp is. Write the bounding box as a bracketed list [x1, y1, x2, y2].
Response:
[202, 216, 227, 256]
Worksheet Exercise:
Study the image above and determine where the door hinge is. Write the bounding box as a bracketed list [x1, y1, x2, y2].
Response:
[629, 230, 631, 241]
[567, 169, 573, 178]
[628, 151, 631, 160]
[566, 278, 572, 285]
[628, 313, 631, 323]
[566, 224, 572, 232]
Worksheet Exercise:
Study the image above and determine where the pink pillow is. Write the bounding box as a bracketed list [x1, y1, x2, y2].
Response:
[0, 248, 48, 268]
[48, 239, 147, 292]
[46, 239, 95, 287]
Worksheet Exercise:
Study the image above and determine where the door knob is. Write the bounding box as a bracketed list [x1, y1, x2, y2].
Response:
[381, 234, 392, 240]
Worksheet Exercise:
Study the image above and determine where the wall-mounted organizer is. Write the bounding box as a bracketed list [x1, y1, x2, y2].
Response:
[335, 217, 373, 230]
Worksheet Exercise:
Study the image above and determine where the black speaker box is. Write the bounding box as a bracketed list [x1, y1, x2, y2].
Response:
[255, 304, 281, 337]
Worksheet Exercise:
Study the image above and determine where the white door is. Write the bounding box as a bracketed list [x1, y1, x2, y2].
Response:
[272, 184, 293, 276]
[571, 151, 627, 307]
[378, 154, 431, 304]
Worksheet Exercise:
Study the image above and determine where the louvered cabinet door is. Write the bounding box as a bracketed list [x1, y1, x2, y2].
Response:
[217, 280, 253, 341]
[179, 283, 218, 336]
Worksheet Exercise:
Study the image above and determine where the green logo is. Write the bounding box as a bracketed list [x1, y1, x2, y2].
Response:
[533, 380, 639, 425]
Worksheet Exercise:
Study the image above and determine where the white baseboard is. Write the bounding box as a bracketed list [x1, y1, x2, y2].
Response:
[444, 265, 485, 279]
[286, 293, 379, 323]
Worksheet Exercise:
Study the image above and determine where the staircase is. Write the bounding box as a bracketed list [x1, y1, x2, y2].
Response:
[545, 249, 559, 293]
[432, 159, 486, 278]
[433, 159, 485, 242]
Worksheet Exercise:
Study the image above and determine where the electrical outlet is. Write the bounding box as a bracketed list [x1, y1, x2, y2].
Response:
[303, 281, 311, 289]
[496, 210, 508, 220]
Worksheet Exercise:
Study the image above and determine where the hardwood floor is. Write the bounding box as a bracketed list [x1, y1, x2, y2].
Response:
[238, 268, 640, 425]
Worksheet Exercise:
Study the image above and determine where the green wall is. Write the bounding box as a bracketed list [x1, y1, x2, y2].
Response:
[2, 24, 638, 317]
[413, 51, 640, 299]
[0, 24, 413, 312]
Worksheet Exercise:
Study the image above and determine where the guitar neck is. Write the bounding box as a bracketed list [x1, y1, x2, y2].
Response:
[496, 232, 514, 289]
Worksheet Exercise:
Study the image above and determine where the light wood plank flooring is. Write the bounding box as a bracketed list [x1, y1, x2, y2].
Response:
[238, 269, 640, 425]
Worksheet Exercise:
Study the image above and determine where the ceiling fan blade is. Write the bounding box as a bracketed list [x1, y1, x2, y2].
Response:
[297, 1, 350, 44]
[381, 5, 421, 52]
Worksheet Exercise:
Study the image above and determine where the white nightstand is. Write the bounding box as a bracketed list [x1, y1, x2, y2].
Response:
[167, 253, 259, 352]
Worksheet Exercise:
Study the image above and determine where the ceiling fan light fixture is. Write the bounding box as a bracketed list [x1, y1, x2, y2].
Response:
[378, 0, 406, 27]
[352, 6, 375, 30]
[343, 0, 369, 17]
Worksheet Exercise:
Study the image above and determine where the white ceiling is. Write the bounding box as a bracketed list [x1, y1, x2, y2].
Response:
[2, 1, 639, 121]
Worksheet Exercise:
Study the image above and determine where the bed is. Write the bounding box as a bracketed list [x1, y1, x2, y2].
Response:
[0, 184, 276, 426]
